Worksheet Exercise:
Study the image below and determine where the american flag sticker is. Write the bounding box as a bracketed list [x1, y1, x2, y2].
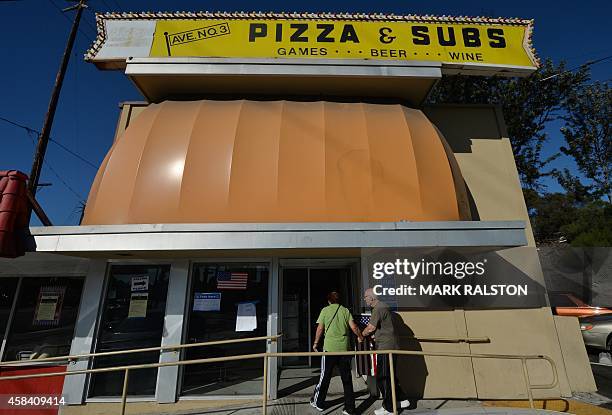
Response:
[356, 314, 377, 376]
[216, 271, 248, 290]
[357, 314, 371, 328]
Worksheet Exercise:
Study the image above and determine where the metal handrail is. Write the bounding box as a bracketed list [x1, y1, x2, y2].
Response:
[0, 334, 282, 367]
[591, 361, 612, 367]
[0, 334, 482, 367]
[411, 336, 490, 343]
[0, 347, 558, 415]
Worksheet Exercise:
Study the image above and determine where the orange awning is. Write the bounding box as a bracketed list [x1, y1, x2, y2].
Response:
[83, 100, 469, 225]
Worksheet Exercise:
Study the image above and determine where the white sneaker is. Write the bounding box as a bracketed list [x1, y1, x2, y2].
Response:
[374, 407, 393, 415]
[309, 399, 324, 412]
[400, 399, 411, 408]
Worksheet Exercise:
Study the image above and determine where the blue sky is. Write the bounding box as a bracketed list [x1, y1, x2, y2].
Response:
[0, 0, 610, 226]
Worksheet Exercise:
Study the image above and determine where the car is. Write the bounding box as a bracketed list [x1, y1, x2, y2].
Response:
[549, 292, 612, 318]
[580, 314, 612, 351]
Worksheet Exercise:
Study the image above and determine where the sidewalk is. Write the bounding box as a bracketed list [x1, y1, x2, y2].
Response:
[160, 397, 573, 415]
[59, 396, 610, 415]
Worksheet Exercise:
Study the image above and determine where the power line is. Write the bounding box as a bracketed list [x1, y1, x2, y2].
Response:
[567, 55, 612, 72]
[541, 55, 612, 82]
[86, 5, 106, 22]
[562, 49, 611, 64]
[42, 155, 87, 200]
[0, 115, 99, 169]
[80, 8, 100, 37]
[85, 3, 114, 41]
[62, 200, 86, 224]
[21, 129, 86, 201]
[88, 0, 123, 12]
[97, 0, 113, 12]
[49, 0, 96, 40]
[110, 0, 123, 12]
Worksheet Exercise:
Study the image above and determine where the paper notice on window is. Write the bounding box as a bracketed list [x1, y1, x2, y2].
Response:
[193, 292, 221, 311]
[235, 302, 257, 332]
[128, 292, 148, 318]
[33, 286, 66, 326]
[131, 275, 149, 292]
[35, 294, 60, 321]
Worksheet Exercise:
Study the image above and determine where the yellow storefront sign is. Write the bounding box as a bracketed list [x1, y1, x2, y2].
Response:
[150, 19, 537, 68]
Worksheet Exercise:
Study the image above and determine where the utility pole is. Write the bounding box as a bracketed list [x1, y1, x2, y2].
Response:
[28, 0, 87, 203]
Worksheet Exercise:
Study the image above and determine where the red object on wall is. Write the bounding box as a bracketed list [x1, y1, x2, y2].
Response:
[0, 170, 29, 258]
[0, 365, 66, 415]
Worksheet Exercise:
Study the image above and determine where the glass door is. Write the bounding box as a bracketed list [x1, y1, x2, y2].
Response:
[88, 264, 170, 397]
[308, 268, 352, 367]
[281, 268, 309, 366]
[280, 266, 354, 368]
[181, 262, 269, 396]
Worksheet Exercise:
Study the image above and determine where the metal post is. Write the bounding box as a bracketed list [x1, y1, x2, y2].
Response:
[262, 355, 268, 415]
[388, 353, 398, 415]
[27, 0, 87, 215]
[121, 368, 130, 415]
[307, 268, 312, 367]
[521, 358, 534, 409]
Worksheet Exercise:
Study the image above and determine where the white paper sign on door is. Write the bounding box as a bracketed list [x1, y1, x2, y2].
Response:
[128, 292, 148, 318]
[235, 302, 257, 331]
[193, 292, 221, 311]
[131, 275, 149, 292]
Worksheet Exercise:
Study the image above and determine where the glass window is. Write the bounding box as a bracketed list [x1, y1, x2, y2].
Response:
[88, 265, 170, 397]
[2, 277, 84, 361]
[181, 263, 269, 396]
[0, 278, 19, 344]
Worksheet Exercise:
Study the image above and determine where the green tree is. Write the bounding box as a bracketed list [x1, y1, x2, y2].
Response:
[528, 191, 578, 244]
[527, 190, 611, 246]
[427, 60, 611, 246]
[560, 81, 611, 202]
[561, 200, 612, 247]
[427, 59, 589, 191]
[553, 168, 596, 204]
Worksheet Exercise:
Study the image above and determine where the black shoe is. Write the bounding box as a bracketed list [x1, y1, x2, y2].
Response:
[342, 409, 356, 415]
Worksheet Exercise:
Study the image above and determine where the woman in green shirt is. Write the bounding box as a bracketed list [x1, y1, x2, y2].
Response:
[311, 291, 363, 415]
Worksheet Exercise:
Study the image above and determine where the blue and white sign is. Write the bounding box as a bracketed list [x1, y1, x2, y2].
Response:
[193, 292, 221, 312]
